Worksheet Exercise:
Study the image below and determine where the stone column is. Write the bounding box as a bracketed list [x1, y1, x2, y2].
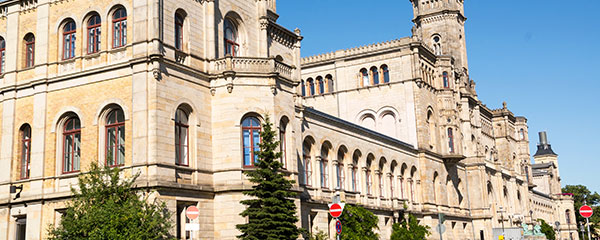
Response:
[34, 0, 49, 77]
[0, 94, 16, 195]
[204, 0, 216, 60]
[3, 4, 20, 86]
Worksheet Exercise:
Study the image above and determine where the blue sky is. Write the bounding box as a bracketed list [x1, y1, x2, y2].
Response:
[276, 1, 600, 193]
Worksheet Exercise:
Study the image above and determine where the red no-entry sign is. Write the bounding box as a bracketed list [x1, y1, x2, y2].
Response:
[186, 206, 200, 220]
[580, 205, 593, 218]
[329, 203, 344, 218]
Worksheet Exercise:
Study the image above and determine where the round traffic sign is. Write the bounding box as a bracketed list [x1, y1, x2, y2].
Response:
[186, 206, 200, 220]
[580, 205, 593, 218]
[335, 220, 342, 234]
[329, 203, 343, 218]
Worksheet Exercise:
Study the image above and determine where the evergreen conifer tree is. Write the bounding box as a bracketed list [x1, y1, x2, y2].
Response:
[236, 115, 301, 240]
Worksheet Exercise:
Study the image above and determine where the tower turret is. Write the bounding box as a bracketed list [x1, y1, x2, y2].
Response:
[410, 0, 469, 70]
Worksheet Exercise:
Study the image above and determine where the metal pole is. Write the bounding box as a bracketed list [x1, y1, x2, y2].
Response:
[586, 217, 591, 240]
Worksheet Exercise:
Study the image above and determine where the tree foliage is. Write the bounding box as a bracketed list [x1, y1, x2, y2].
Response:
[47, 163, 173, 240]
[338, 204, 379, 240]
[537, 219, 556, 240]
[391, 214, 431, 240]
[562, 185, 600, 237]
[236, 115, 301, 240]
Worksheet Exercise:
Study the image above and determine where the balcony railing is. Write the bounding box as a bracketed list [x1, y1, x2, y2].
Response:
[211, 56, 294, 80]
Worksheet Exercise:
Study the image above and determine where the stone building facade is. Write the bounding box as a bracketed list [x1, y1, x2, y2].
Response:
[0, 0, 577, 239]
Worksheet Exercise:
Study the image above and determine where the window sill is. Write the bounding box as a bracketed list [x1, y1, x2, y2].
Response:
[59, 171, 81, 179]
[321, 188, 333, 193]
[60, 58, 76, 64]
[84, 52, 101, 59]
[109, 46, 128, 54]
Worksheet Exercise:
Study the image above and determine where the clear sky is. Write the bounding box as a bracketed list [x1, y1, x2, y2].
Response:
[276, 1, 600, 193]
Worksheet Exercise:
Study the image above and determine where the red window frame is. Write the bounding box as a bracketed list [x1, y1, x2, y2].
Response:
[224, 19, 239, 56]
[360, 69, 369, 86]
[25, 35, 35, 68]
[370, 67, 379, 85]
[317, 77, 324, 94]
[63, 21, 76, 60]
[20, 126, 31, 179]
[105, 110, 125, 167]
[448, 128, 455, 153]
[175, 14, 184, 50]
[382, 65, 390, 83]
[175, 110, 189, 166]
[443, 71, 449, 88]
[242, 117, 261, 168]
[62, 118, 81, 174]
[87, 15, 101, 54]
[112, 8, 127, 48]
[0, 38, 5, 74]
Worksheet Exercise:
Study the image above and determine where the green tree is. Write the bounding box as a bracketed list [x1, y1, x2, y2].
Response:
[236, 115, 301, 240]
[338, 204, 379, 240]
[391, 214, 431, 240]
[538, 219, 556, 240]
[47, 163, 173, 240]
[562, 185, 600, 237]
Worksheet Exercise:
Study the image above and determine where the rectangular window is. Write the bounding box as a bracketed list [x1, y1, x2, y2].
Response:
[20, 136, 30, 179]
[113, 19, 127, 48]
[320, 160, 328, 189]
[63, 132, 81, 173]
[379, 174, 384, 197]
[335, 164, 341, 189]
[16, 217, 26, 240]
[448, 128, 455, 153]
[279, 127, 286, 169]
[26, 42, 34, 68]
[351, 167, 357, 192]
[366, 171, 372, 195]
[304, 157, 312, 186]
[88, 26, 101, 54]
[176, 205, 190, 240]
[0, 48, 5, 74]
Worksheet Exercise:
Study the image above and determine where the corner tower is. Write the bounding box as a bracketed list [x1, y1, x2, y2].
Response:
[410, 0, 469, 70]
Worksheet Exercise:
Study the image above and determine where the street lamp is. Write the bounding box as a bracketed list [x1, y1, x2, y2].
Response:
[498, 206, 506, 237]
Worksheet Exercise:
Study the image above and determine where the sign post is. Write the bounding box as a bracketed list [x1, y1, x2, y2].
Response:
[329, 202, 345, 240]
[579, 204, 593, 240]
[186, 206, 200, 240]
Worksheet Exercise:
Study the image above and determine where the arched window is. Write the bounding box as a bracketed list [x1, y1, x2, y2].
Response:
[24, 34, 35, 68]
[443, 71, 449, 88]
[300, 80, 306, 96]
[20, 125, 31, 179]
[566, 210, 571, 224]
[360, 68, 369, 87]
[63, 117, 81, 173]
[112, 7, 127, 48]
[317, 76, 324, 94]
[105, 109, 125, 167]
[87, 15, 101, 54]
[175, 12, 184, 50]
[62, 21, 76, 60]
[433, 35, 442, 55]
[242, 116, 260, 167]
[433, 172, 439, 203]
[224, 19, 239, 56]
[448, 128, 454, 153]
[381, 65, 390, 83]
[279, 119, 287, 169]
[307, 78, 315, 96]
[0, 37, 5, 74]
[175, 108, 189, 166]
[370, 67, 379, 85]
[325, 74, 334, 93]
[519, 128, 525, 140]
